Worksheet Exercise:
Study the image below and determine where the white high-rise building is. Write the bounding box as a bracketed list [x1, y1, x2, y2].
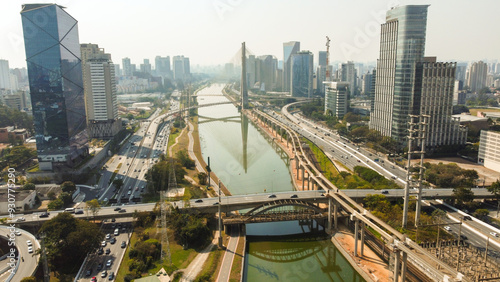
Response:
[81, 43, 122, 139]
[324, 81, 349, 118]
[0, 60, 11, 90]
[466, 61, 488, 92]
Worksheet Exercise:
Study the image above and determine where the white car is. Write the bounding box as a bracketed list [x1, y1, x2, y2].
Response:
[101, 241, 107, 247]
[444, 226, 451, 231]
[28, 246, 33, 253]
[490, 232, 499, 237]
[26, 240, 32, 247]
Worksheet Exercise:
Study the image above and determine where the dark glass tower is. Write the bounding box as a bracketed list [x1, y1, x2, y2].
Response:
[21, 4, 88, 169]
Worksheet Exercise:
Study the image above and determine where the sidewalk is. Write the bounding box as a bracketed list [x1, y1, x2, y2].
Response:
[179, 237, 218, 282]
[216, 228, 240, 282]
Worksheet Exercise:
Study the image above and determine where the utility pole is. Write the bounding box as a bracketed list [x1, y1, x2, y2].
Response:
[456, 217, 463, 271]
[40, 233, 50, 282]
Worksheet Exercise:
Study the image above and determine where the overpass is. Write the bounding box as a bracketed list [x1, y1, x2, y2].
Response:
[10, 188, 492, 224]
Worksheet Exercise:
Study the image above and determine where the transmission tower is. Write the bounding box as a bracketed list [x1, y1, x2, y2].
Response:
[402, 115, 429, 228]
[160, 158, 176, 264]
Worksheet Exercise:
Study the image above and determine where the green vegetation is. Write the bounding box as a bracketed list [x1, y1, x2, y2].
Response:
[176, 149, 195, 170]
[0, 104, 33, 133]
[303, 139, 338, 180]
[423, 162, 478, 188]
[60, 181, 76, 193]
[363, 195, 453, 242]
[0, 145, 36, 171]
[194, 247, 221, 282]
[353, 166, 400, 190]
[168, 207, 211, 249]
[39, 212, 103, 274]
[85, 199, 101, 221]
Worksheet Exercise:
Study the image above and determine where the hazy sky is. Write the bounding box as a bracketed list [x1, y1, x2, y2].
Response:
[2, 0, 499, 69]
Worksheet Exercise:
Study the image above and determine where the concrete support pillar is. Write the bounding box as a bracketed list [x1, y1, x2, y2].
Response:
[393, 250, 400, 282]
[334, 203, 338, 230]
[401, 251, 408, 282]
[361, 222, 365, 257]
[301, 167, 305, 190]
[328, 198, 332, 232]
[280, 128, 283, 142]
[296, 158, 299, 179]
[307, 176, 311, 190]
[354, 219, 359, 257]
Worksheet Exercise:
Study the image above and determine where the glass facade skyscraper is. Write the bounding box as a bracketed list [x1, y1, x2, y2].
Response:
[21, 4, 88, 169]
[290, 51, 313, 98]
[369, 5, 429, 144]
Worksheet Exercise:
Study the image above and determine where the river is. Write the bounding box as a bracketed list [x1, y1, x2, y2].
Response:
[196, 83, 364, 282]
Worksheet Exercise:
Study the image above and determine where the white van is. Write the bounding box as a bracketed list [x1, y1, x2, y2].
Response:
[64, 208, 75, 213]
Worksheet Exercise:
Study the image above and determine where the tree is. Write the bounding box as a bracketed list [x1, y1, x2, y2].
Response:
[431, 209, 447, 223]
[20, 277, 36, 282]
[487, 179, 500, 217]
[452, 187, 474, 207]
[473, 209, 490, 220]
[197, 172, 208, 185]
[86, 199, 101, 221]
[176, 150, 195, 169]
[48, 198, 64, 210]
[113, 179, 124, 190]
[47, 191, 56, 200]
[22, 183, 35, 190]
[127, 113, 134, 120]
[58, 192, 73, 207]
[61, 181, 76, 194]
[39, 213, 103, 274]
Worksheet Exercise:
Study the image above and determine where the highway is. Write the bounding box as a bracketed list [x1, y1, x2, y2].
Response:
[0, 226, 40, 282]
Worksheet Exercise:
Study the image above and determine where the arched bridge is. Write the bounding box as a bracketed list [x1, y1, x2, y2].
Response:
[223, 198, 328, 225]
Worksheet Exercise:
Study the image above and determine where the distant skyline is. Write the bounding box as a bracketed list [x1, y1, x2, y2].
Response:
[2, 0, 499, 69]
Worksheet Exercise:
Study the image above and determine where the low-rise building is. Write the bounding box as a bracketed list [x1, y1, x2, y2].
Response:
[0, 127, 28, 143]
[0, 189, 36, 214]
[479, 130, 500, 171]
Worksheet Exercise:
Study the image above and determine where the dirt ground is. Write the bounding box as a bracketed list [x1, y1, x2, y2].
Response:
[334, 227, 392, 282]
[411, 157, 500, 186]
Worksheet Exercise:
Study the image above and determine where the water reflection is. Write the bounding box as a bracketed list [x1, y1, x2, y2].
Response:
[244, 221, 365, 282]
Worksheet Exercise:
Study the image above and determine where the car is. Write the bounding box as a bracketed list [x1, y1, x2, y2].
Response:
[121, 241, 127, 248]
[490, 232, 499, 237]
[97, 248, 104, 255]
[28, 246, 33, 253]
[91, 277, 97, 282]
[119, 209, 126, 213]
[105, 248, 111, 255]
[460, 235, 468, 240]
[290, 194, 298, 198]
[381, 190, 389, 194]
[127, 191, 131, 195]
[101, 270, 107, 278]
[463, 216, 472, 221]
[85, 268, 92, 276]
[105, 234, 111, 240]
[16, 217, 25, 222]
[444, 226, 451, 231]
[108, 272, 115, 280]
[268, 194, 277, 198]
[26, 240, 32, 247]
[106, 259, 112, 267]
[391, 176, 397, 179]
[195, 199, 203, 203]
[111, 218, 116, 222]
[97, 263, 103, 270]
[110, 238, 116, 244]
[114, 207, 121, 211]
[15, 230, 21, 236]
[101, 241, 107, 247]
[39, 212, 49, 218]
